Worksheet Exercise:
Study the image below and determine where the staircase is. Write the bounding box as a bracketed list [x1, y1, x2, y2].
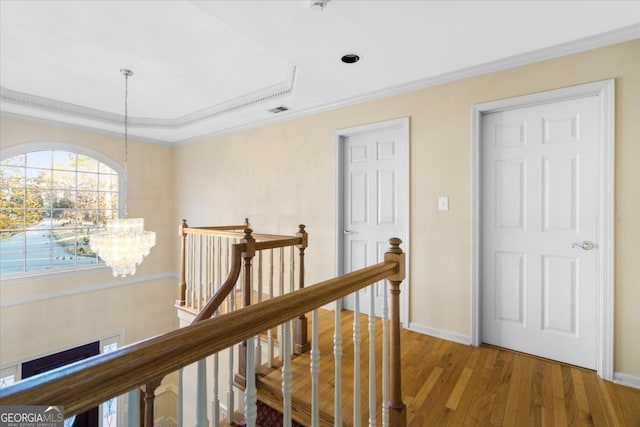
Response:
[0, 219, 408, 427]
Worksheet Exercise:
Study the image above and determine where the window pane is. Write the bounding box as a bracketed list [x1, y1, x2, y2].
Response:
[26, 248, 53, 271]
[52, 151, 76, 170]
[99, 174, 118, 192]
[26, 151, 52, 168]
[77, 209, 98, 225]
[77, 172, 98, 191]
[1, 154, 25, 167]
[51, 227, 78, 255]
[1, 231, 24, 273]
[99, 163, 117, 174]
[27, 188, 52, 209]
[25, 209, 46, 228]
[52, 170, 76, 190]
[77, 191, 99, 210]
[52, 208, 75, 223]
[100, 209, 119, 224]
[99, 192, 119, 211]
[0, 375, 15, 388]
[26, 228, 52, 251]
[77, 155, 99, 172]
[53, 192, 76, 209]
[0, 209, 25, 230]
[1, 166, 26, 187]
[1, 187, 25, 209]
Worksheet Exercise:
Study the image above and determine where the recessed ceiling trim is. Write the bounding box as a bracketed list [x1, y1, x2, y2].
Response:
[176, 24, 640, 145]
[1, 65, 297, 130]
[2, 24, 638, 146]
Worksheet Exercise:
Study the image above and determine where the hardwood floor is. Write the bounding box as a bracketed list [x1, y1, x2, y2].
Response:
[257, 309, 640, 426]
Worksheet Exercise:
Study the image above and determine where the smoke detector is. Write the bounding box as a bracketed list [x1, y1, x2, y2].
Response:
[308, 0, 329, 11]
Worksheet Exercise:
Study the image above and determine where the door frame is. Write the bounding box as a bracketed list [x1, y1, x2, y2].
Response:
[335, 117, 410, 325]
[471, 79, 615, 380]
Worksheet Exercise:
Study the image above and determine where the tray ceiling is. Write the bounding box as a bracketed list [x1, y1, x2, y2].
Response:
[1, 0, 639, 145]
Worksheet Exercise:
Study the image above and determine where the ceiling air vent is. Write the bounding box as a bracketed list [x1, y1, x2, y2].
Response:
[268, 106, 289, 114]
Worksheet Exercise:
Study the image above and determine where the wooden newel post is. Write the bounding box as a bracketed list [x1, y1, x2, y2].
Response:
[235, 228, 256, 389]
[294, 224, 311, 354]
[384, 237, 407, 427]
[177, 219, 188, 306]
[140, 377, 162, 427]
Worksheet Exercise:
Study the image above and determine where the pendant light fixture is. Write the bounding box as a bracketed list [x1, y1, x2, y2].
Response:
[90, 69, 156, 277]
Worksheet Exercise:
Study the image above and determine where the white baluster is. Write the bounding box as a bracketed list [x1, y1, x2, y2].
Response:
[207, 235, 213, 299]
[227, 296, 235, 423]
[353, 293, 361, 427]
[196, 359, 209, 427]
[245, 337, 257, 427]
[310, 309, 320, 427]
[128, 388, 140, 427]
[255, 251, 263, 372]
[289, 246, 295, 294]
[212, 300, 222, 427]
[268, 249, 275, 366]
[382, 281, 389, 427]
[189, 235, 195, 308]
[216, 237, 222, 293]
[278, 248, 285, 360]
[289, 248, 295, 355]
[282, 320, 292, 427]
[334, 301, 342, 426]
[212, 353, 220, 427]
[198, 234, 203, 310]
[368, 285, 377, 427]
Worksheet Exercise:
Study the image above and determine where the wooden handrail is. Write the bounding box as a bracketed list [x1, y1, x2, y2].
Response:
[0, 252, 402, 418]
[191, 242, 244, 322]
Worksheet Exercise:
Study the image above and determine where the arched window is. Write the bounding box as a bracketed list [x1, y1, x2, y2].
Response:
[0, 144, 123, 275]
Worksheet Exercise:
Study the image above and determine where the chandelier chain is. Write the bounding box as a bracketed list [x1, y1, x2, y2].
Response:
[121, 68, 132, 218]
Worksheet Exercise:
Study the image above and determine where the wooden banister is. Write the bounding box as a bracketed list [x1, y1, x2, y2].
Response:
[177, 219, 188, 305]
[235, 228, 256, 388]
[0, 246, 403, 419]
[192, 243, 244, 322]
[294, 224, 310, 354]
[385, 238, 407, 426]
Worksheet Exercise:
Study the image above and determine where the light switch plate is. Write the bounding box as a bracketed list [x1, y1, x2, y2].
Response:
[438, 196, 449, 211]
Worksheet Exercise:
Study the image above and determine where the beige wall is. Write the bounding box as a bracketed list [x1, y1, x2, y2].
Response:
[0, 119, 178, 369]
[1, 39, 637, 379]
[174, 39, 640, 376]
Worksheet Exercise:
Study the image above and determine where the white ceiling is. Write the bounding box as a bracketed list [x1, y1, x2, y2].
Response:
[1, 0, 639, 145]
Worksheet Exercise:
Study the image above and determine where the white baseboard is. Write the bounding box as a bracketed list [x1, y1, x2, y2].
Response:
[613, 372, 640, 390]
[407, 322, 472, 346]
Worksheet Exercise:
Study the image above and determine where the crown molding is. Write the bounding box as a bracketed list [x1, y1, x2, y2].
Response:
[0, 64, 296, 133]
[2, 25, 638, 146]
[175, 24, 640, 145]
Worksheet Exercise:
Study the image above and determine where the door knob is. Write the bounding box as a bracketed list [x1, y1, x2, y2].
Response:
[572, 241, 595, 250]
[344, 229, 355, 235]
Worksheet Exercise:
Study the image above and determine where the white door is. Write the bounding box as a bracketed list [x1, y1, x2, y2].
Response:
[340, 120, 408, 316]
[481, 96, 598, 369]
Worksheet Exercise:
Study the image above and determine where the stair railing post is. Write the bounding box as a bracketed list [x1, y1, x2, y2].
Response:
[177, 219, 188, 306]
[294, 224, 310, 354]
[141, 377, 162, 427]
[234, 228, 255, 390]
[385, 238, 406, 427]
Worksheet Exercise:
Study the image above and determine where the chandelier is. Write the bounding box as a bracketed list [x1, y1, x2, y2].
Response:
[90, 69, 156, 277]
